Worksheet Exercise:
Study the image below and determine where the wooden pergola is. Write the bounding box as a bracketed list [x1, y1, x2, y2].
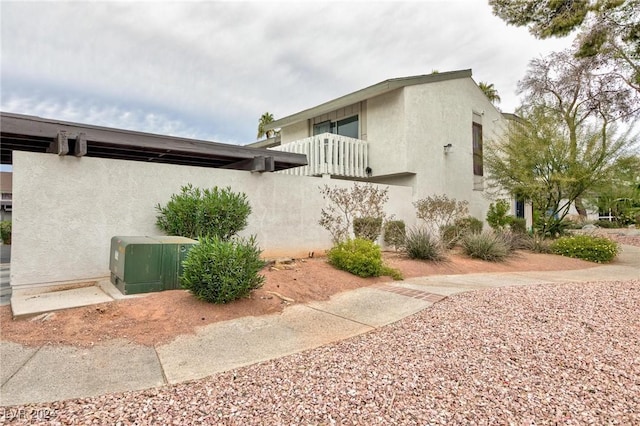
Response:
[0, 112, 307, 172]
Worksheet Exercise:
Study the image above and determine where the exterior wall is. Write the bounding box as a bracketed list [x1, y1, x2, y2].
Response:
[366, 89, 409, 177]
[11, 151, 415, 288]
[281, 120, 309, 144]
[401, 78, 506, 221]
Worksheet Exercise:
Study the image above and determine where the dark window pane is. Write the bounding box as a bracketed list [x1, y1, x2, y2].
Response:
[472, 123, 483, 176]
[336, 116, 358, 138]
[313, 121, 331, 136]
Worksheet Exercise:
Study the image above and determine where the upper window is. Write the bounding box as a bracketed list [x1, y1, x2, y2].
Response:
[313, 115, 359, 139]
[472, 122, 483, 177]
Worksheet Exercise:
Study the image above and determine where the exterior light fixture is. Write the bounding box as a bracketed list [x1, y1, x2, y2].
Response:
[443, 143, 453, 154]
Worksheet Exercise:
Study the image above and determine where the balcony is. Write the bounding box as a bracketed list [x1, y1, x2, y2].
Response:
[270, 133, 369, 178]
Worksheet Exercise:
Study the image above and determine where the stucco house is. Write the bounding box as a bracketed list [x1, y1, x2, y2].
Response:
[259, 69, 518, 224]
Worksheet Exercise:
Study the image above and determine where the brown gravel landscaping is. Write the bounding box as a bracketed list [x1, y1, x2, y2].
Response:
[2, 232, 639, 424]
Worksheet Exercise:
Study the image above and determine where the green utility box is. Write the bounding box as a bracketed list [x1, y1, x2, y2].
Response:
[109, 236, 197, 295]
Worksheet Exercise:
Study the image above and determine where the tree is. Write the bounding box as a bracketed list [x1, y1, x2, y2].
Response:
[257, 112, 275, 139]
[485, 106, 630, 237]
[585, 154, 640, 224]
[478, 81, 502, 105]
[518, 49, 639, 217]
[489, 0, 640, 91]
[318, 182, 391, 244]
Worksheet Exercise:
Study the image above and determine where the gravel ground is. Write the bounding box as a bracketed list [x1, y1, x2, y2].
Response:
[4, 277, 639, 425]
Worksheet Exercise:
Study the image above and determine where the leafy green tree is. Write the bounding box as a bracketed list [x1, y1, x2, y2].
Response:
[478, 81, 502, 105]
[489, 0, 640, 91]
[485, 106, 630, 237]
[257, 112, 275, 139]
[518, 49, 639, 216]
[585, 154, 640, 223]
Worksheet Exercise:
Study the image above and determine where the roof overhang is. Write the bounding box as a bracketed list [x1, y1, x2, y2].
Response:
[266, 69, 473, 130]
[1, 112, 307, 172]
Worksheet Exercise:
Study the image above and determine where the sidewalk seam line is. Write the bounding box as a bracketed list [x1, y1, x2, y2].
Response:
[1, 344, 43, 388]
[153, 345, 169, 385]
[302, 305, 377, 329]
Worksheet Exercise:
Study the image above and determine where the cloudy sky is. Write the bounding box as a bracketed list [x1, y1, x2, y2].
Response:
[1, 0, 573, 145]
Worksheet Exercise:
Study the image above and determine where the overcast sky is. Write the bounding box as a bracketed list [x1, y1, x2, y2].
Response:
[1, 0, 573, 145]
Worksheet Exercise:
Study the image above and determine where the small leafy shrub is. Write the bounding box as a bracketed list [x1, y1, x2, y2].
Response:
[353, 217, 383, 242]
[156, 184, 251, 240]
[509, 217, 527, 234]
[486, 199, 512, 230]
[327, 238, 383, 278]
[461, 232, 509, 262]
[0, 221, 11, 245]
[381, 265, 404, 281]
[403, 227, 445, 261]
[181, 235, 266, 304]
[551, 235, 618, 263]
[383, 220, 406, 251]
[414, 194, 469, 233]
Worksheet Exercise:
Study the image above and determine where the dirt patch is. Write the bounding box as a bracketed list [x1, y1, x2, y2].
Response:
[0, 251, 596, 348]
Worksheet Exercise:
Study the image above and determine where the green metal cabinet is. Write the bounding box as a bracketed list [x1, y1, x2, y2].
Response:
[109, 236, 197, 295]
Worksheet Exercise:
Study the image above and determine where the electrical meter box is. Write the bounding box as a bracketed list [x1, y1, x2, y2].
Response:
[109, 236, 197, 295]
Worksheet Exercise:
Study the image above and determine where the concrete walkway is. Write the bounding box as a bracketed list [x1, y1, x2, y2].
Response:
[1, 245, 638, 407]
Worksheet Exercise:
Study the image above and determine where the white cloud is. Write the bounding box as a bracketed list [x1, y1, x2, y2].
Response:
[1, 1, 574, 144]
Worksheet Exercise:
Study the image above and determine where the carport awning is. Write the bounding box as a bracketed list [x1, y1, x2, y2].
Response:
[0, 112, 307, 172]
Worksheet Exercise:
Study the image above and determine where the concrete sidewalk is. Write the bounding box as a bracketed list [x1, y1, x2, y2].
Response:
[1, 245, 638, 407]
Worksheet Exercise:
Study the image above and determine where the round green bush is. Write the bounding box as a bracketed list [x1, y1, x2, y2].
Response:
[181, 235, 266, 304]
[327, 238, 383, 278]
[551, 234, 618, 263]
[156, 184, 251, 240]
[461, 232, 509, 262]
[353, 216, 384, 241]
[383, 220, 406, 250]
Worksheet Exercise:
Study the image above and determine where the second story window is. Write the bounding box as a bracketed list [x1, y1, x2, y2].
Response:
[313, 115, 359, 139]
[472, 122, 483, 177]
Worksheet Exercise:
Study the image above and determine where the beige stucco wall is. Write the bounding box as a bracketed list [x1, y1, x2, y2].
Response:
[400, 78, 506, 221]
[280, 120, 309, 144]
[366, 89, 409, 177]
[11, 151, 415, 288]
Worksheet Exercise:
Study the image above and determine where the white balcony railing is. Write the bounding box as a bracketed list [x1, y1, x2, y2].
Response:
[270, 133, 368, 178]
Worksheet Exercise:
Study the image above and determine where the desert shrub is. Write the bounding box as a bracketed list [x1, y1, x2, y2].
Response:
[509, 217, 527, 234]
[327, 238, 384, 278]
[414, 194, 469, 234]
[498, 230, 534, 252]
[439, 217, 483, 249]
[156, 184, 251, 240]
[181, 235, 266, 304]
[551, 235, 618, 263]
[486, 199, 513, 230]
[534, 215, 571, 238]
[403, 227, 446, 261]
[319, 183, 390, 243]
[353, 217, 383, 242]
[461, 232, 509, 262]
[0, 221, 11, 245]
[594, 219, 621, 229]
[383, 220, 406, 251]
[439, 224, 460, 249]
[529, 236, 553, 254]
